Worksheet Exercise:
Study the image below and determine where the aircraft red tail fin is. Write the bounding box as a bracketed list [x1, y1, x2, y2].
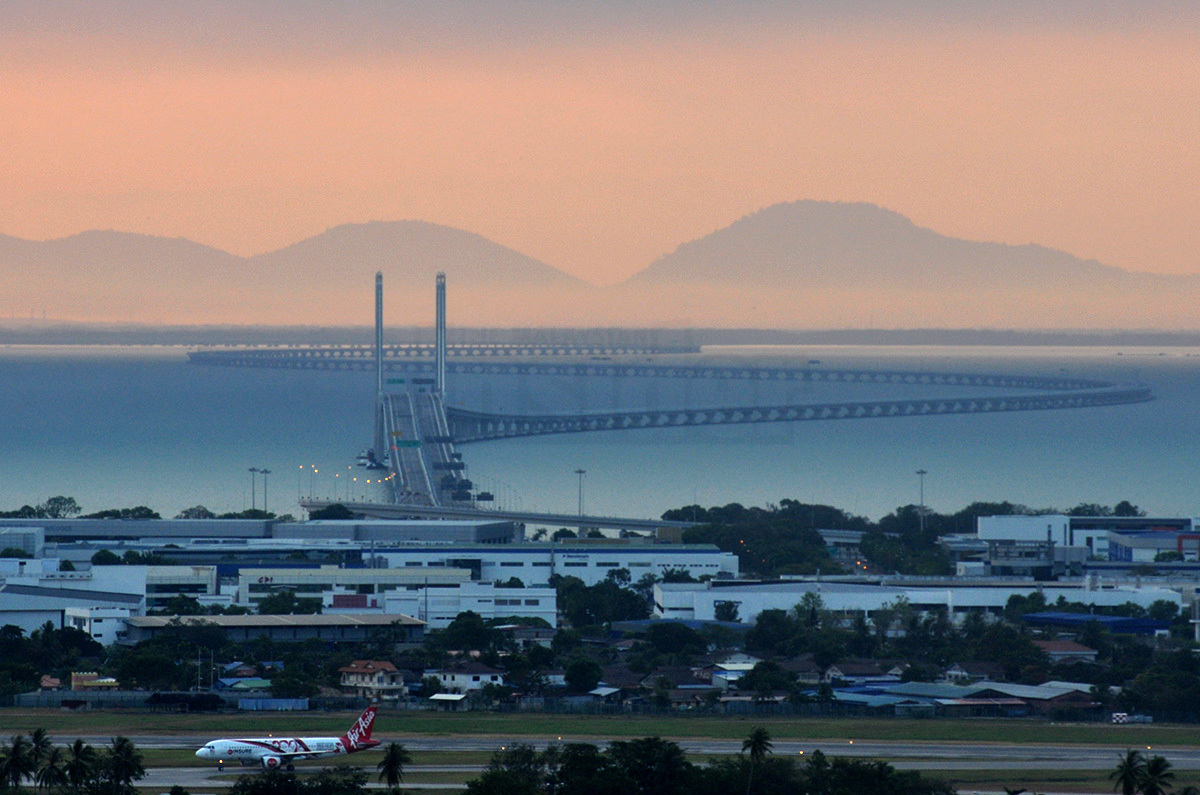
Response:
[341, 706, 378, 750]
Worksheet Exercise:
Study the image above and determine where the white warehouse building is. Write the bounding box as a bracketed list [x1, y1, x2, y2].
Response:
[655, 579, 1184, 624]
[376, 542, 738, 586]
[383, 582, 558, 629]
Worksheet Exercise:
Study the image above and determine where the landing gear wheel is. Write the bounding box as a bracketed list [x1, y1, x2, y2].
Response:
[286, 763, 295, 772]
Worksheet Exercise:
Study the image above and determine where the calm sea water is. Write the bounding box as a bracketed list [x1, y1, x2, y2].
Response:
[0, 344, 1196, 522]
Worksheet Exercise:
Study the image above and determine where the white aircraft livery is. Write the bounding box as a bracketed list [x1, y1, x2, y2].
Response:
[195, 706, 380, 770]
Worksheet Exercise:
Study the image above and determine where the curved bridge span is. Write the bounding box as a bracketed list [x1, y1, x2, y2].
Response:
[445, 384, 1154, 443]
[187, 342, 698, 367]
[190, 348, 1115, 393]
[433, 361, 1109, 391]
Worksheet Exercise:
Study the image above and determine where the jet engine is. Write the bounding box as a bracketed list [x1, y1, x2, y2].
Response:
[261, 755, 282, 770]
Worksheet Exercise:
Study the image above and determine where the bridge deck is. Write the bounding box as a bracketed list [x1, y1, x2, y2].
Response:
[301, 499, 696, 532]
[445, 384, 1154, 443]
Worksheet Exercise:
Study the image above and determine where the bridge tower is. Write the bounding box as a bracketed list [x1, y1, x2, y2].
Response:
[435, 272, 447, 397]
[373, 271, 386, 457]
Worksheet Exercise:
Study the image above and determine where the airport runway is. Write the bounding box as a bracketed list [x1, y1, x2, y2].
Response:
[60, 732, 1200, 792]
[59, 733, 1200, 767]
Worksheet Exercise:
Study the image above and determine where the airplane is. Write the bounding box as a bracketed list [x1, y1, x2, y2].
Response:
[195, 705, 381, 771]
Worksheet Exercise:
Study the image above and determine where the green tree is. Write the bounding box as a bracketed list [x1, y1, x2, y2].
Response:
[34, 745, 68, 792]
[466, 743, 544, 795]
[564, 658, 602, 693]
[1114, 501, 1145, 517]
[1, 734, 35, 789]
[645, 622, 707, 659]
[377, 742, 413, 792]
[40, 495, 82, 518]
[157, 594, 204, 616]
[104, 736, 146, 795]
[742, 727, 773, 795]
[606, 567, 632, 586]
[438, 611, 498, 652]
[465, 769, 540, 795]
[308, 504, 355, 520]
[606, 737, 697, 795]
[1139, 755, 1175, 795]
[64, 738, 98, 794]
[269, 670, 319, 698]
[1148, 600, 1180, 622]
[229, 767, 366, 795]
[257, 591, 322, 615]
[175, 505, 216, 519]
[28, 727, 53, 767]
[740, 661, 796, 695]
[90, 549, 122, 565]
[714, 601, 740, 622]
[1110, 749, 1146, 795]
[551, 743, 632, 795]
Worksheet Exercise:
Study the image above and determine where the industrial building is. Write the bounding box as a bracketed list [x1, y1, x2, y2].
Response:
[375, 541, 738, 586]
[122, 613, 425, 645]
[653, 578, 1183, 625]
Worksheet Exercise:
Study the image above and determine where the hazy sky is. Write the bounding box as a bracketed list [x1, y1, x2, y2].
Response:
[2, 1, 1198, 285]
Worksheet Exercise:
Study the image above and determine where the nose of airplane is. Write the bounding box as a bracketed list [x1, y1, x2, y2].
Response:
[195, 746, 210, 759]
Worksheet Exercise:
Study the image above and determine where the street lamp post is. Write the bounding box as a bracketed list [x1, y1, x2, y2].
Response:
[248, 467, 259, 511]
[574, 469, 586, 517]
[916, 469, 928, 534]
[260, 469, 271, 514]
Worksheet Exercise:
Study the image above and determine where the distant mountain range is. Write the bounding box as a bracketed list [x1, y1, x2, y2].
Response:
[2, 202, 1196, 328]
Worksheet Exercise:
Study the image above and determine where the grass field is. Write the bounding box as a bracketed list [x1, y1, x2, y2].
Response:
[6, 709, 1197, 748]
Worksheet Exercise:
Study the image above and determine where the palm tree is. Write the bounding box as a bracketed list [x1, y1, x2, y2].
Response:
[1110, 749, 1146, 795]
[1, 734, 36, 789]
[29, 728, 53, 768]
[105, 736, 145, 795]
[1139, 755, 1175, 795]
[742, 726, 773, 795]
[377, 742, 413, 792]
[64, 739, 98, 794]
[35, 745, 68, 792]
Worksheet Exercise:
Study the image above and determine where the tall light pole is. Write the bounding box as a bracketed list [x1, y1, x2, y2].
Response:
[574, 469, 586, 516]
[248, 467, 259, 511]
[916, 469, 928, 534]
[260, 469, 271, 514]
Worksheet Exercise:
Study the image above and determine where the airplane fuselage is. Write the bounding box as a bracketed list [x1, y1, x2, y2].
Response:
[196, 705, 380, 770]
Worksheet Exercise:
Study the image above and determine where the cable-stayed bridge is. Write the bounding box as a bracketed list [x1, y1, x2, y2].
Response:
[189, 275, 1156, 513]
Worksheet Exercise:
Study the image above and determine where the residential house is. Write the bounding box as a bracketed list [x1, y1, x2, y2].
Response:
[944, 662, 1006, 682]
[779, 654, 823, 685]
[823, 659, 891, 685]
[338, 660, 407, 700]
[1033, 640, 1099, 664]
[436, 661, 505, 693]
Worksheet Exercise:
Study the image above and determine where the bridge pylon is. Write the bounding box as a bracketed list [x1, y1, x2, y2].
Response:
[373, 271, 387, 459]
[435, 272, 446, 398]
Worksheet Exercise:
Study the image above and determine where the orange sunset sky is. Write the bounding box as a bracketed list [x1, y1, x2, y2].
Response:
[2, 1, 1198, 286]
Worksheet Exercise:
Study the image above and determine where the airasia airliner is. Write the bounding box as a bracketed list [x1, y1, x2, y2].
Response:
[195, 706, 380, 771]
